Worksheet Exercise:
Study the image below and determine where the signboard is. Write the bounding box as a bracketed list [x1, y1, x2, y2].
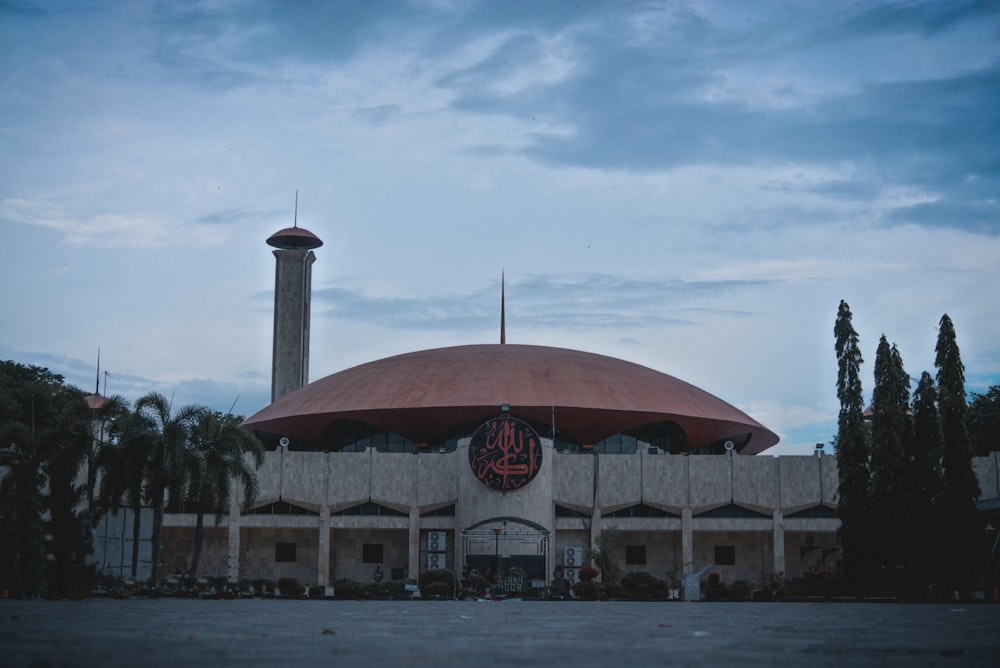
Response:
[468, 416, 543, 491]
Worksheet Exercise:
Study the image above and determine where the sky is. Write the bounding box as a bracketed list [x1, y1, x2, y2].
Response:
[1, 0, 998, 456]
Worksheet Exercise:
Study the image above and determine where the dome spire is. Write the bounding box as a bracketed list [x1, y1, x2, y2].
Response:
[501, 271, 506, 345]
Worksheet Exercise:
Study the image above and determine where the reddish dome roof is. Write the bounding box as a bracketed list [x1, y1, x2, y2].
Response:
[243, 344, 778, 454]
[266, 226, 323, 249]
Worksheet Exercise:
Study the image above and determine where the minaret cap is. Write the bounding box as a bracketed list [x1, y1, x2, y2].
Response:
[267, 226, 323, 250]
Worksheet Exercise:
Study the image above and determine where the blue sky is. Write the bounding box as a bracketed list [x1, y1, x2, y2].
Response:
[1, 0, 997, 455]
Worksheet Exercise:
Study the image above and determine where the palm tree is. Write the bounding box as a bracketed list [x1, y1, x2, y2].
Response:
[185, 410, 264, 577]
[97, 406, 150, 580]
[131, 392, 202, 585]
[85, 394, 130, 521]
[100, 392, 200, 584]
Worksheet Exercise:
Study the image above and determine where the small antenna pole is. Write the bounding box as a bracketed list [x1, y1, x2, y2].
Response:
[294, 191, 298, 227]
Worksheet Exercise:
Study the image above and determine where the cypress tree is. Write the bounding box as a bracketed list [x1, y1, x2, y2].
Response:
[935, 314, 982, 591]
[869, 337, 910, 574]
[834, 300, 870, 583]
[908, 371, 945, 589]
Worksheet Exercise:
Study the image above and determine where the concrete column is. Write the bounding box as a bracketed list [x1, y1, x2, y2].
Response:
[772, 509, 785, 579]
[317, 504, 330, 588]
[590, 505, 602, 561]
[271, 248, 316, 402]
[227, 500, 241, 584]
[681, 508, 693, 575]
[408, 506, 420, 580]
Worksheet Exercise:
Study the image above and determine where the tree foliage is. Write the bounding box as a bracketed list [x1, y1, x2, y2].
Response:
[0, 361, 93, 597]
[833, 300, 870, 580]
[832, 308, 991, 594]
[908, 371, 945, 581]
[935, 314, 982, 587]
[586, 524, 622, 584]
[184, 410, 264, 576]
[868, 337, 910, 570]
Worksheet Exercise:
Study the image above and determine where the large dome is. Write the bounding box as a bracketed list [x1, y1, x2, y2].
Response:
[244, 344, 778, 454]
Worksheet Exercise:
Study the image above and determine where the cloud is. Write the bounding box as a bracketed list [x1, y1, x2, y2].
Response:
[310, 273, 772, 332]
[422, 2, 1000, 237]
[0, 198, 172, 248]
[0, 0, 46, 18]
[811, 0, 999, 43]
[887, 198, 1000, 236]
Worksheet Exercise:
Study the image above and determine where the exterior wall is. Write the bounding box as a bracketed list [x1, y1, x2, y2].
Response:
[692, 530, 774, 584]
[331, 528, 409, 583]
[614, 529, 683, 580]
[157, 449, 1000, 592]
[160, 526, 228, 578]
[972, 451, 1000, 501]
[240, 526, 318, 582]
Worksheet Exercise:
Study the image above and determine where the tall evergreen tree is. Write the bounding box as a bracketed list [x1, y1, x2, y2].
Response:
[869, 337, 911, 573]
[834, 300, 870, 582]
[908, 371, 945, 587]
[935, 314, 982, 590]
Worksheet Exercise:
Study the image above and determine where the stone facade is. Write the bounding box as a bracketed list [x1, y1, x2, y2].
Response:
[160, 448, 1000, 590]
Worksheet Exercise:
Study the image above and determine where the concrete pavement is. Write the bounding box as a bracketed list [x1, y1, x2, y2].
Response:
[2, 599, 998, 667]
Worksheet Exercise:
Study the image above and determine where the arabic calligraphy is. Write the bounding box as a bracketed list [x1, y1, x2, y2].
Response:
[468, 417, 542, 490]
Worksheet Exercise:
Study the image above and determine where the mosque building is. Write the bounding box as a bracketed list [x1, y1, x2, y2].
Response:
[150, 218, 1000, 595]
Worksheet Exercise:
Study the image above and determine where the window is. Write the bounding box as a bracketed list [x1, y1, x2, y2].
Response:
[625, 545, 646, 565]
[605, 503, 677, 518]
[334, 502, 407, 517]
[275, 542, 296, 562]
[362, 543, 384, 564]
[714, 545, 736, 566]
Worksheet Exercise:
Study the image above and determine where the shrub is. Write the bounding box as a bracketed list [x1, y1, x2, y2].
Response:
[728, 580, 753, 600]
[424, 581, 452, 598]
[578, 565, 599, 582]
[621, 571, 667, 599]
[333, 578, 365, 598]
[572, 581, 604, 600]
[278, 577, 304, 598]
[419, 568, 456, 597]
[252, 579, 276, 597]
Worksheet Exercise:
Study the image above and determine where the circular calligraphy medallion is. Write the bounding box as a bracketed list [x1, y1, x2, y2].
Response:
[468, 416, 543, 491]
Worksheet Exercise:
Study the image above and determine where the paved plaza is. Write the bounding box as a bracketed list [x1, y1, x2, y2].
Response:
[2, 599, 999, 667]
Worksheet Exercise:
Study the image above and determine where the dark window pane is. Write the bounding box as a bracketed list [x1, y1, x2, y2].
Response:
[362, 543, 384, 564]
[275, 542, 297, 562]
[625, 545, 646, 565]
[714, 545, 736, 566]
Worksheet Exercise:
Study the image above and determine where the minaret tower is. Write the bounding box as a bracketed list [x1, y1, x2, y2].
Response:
[266, 195, 323, 402]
